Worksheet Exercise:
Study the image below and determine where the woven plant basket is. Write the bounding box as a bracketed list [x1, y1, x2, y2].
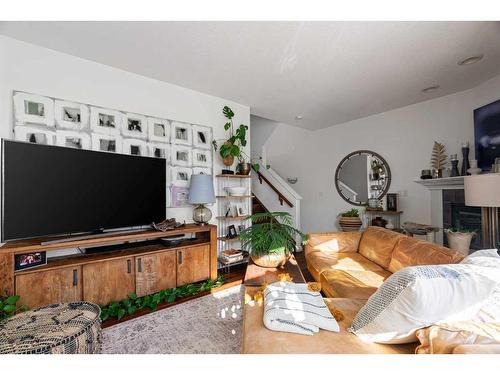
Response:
[338, 216, 362, 232]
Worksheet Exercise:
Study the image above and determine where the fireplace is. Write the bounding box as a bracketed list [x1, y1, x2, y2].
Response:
[442, 189, 482, 250]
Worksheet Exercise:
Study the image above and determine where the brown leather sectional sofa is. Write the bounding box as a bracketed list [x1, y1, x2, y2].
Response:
[242, 226, 467, 354]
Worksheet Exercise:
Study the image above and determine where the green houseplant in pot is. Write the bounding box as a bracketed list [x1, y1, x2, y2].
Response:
[338, 208, 362, 232]
[212, 106, 259, 174]
[239, 212, 307, 267]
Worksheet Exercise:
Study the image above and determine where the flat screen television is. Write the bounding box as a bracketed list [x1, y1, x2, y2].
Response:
[474, 98, 500, 171]
[1, 140, 166, 241]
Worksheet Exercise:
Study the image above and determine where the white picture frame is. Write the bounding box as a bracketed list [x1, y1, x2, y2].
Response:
[91, 133, 123, 153]
[147, 118, 170, 143]
[192, 125, 212, 149]
[170, 166, 193, 187]
[171, 145, 192, 167]
[123, 138, 148, 156]
[192, 167, 212, 175]
[122, 113, 148, 139]
[192, 148, 212, 168]
[171, 122, 192, 145]
[13, 92, 55, 127]
[90, 107, 122, 136]
[149, 143, 170, 160]
[236, 203, 248, 216]
[56, 130, 91, 150]
[14, 126, 56, 145]
[54, 100, 89, 130]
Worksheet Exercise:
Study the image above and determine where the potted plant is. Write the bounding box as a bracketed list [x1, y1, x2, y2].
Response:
[239, 212, 307, 267]
[444, 228, 476, 256]
[212, 106, 259, 174]
[338, 208, 362, 232]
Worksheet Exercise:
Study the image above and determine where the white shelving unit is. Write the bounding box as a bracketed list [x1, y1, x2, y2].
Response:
[215, 174, 252, 270]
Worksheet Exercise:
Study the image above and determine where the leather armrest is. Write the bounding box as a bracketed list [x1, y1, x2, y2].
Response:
[305, 231, 362, 256]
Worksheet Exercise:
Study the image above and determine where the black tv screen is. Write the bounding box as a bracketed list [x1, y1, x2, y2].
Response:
[2, 140, 166, 241]
[474, 98, 500, 171]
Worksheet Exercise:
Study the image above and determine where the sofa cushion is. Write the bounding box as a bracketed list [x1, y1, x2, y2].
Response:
[349, 263, 497, 344]
[358, 226, 404, 269]
[307, 251, 385, 282]
[305, 231, 362, 255]
[388, 236, 464, 274]
[241, 291, 416, 354]
[320, 268, 391, 299]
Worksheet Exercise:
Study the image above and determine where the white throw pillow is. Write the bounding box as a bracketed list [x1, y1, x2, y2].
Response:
[349, 263, 497, 344]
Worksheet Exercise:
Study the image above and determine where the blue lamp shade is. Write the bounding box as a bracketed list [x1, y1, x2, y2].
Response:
[188, 174, 216, 204]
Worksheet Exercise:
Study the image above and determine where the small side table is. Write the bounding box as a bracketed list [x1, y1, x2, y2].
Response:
[402, 222, 440, 243]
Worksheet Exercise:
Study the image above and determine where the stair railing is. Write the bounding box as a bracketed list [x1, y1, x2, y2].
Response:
[256, 171, 293, 207]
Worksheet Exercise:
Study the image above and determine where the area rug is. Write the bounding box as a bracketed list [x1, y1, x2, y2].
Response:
[101, 285, 243, 354]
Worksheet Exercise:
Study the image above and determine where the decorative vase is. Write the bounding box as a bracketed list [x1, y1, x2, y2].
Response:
[461, 142, 470, 176]
[446, 231, 474, 256]
[236, 162, 251, 175]
[368, 198, 379, 209]
[371, 216, 387, 227]
[467, 159, 481, 175]
[338, 216, 362, 232]
[251, 252, 290, 268]
[450, 156, 460, 177]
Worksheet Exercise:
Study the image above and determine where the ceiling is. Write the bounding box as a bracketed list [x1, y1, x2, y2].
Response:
[1, 21, 500, 130]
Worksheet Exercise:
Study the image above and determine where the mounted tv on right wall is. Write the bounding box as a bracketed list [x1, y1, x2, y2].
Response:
[474, 98, 500, 171]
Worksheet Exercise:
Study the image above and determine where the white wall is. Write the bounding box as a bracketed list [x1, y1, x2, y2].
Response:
[0, 35, 250, 240]
[254, 73, 500, 233]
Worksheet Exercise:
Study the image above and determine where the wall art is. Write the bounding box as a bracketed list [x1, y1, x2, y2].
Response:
[15, 126, 56, 145]
[56, 130, 91, 150]
[54, 100, 89, 130]
[147, 117, 170, 143]
[171, 145, 193, 167]
[149, 143, 170, 160]
[91, 133, 123, 153]
[192, 148, 212, 168]
[170, 166, 193, 187]
[192, 167, 211, 175]
[90, 107, 122, 136]
[123, 138, 148, 156]
[14, 92, 55, 127]
[122, 113, 148, 139]
[192, 125, 212, 149]
[170, 185, 190, 207]
[171, 122, 192, 145]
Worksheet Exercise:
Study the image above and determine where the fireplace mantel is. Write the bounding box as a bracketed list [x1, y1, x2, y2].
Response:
[414, 176, 464, 190]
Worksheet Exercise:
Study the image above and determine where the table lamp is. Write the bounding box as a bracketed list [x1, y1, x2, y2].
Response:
[188, 174, 216, 225]
[464, 173, 500, 249]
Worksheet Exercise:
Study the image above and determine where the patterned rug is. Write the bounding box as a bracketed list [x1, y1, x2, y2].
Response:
[102, 285, 243, 354]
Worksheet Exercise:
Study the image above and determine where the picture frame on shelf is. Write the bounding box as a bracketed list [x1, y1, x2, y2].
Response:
[56, 130, 91, 150]
[13, 92, 55, 127]
[171, 122, 192, 145]
[54, 100, 89, 130]
[171, 145, 193, 167]
[192, 148, 212, 168]
[90, 107, 122, 136]
[91, 133, 123, 153]
[192, 125, 212, 149]
[170, 166, 193, 187]
[15, 126, 56, 145]
[227, 225, 238, 239]
[147, 117, 170, 143]
[149, 143, 170, 159]
[236, 203, 248, 216]
[123, 138, 148, 156]
[122, 113, 148, 139]
[170, 185, 190, 207]
[386, 193, 399, 211]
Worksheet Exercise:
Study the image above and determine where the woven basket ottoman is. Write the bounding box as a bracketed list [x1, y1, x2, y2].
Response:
[0, 302, 101, 354]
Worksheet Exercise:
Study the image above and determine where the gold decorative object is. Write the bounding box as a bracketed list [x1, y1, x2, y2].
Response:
[430, 141, 448, 172]
[307, 282, 322, 292]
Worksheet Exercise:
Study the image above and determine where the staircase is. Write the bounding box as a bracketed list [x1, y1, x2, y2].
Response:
[252, 196, 268, 215]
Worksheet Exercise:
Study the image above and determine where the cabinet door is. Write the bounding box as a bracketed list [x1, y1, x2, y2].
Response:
[16, 266, 82, 309]
[83, 257, 135, 305]
[177, 245, 210, 285]
[135, 250, 176, 297]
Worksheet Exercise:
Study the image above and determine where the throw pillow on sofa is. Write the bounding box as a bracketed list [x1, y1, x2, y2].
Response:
[349, 263, 497, 344]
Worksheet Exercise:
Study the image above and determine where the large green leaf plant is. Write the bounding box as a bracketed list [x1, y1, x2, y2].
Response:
[239, 212, 307, 257]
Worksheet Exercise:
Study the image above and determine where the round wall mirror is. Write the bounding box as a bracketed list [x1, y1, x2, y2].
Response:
[334, 150, 391, 206]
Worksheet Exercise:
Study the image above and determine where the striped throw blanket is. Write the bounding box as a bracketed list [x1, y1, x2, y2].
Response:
[263, 282, 340, 336]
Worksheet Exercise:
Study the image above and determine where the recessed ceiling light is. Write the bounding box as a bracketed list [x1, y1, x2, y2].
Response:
[421, 85, 440, 93]
[295, 115, 303, 120]
[458, 54, 484, 66]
